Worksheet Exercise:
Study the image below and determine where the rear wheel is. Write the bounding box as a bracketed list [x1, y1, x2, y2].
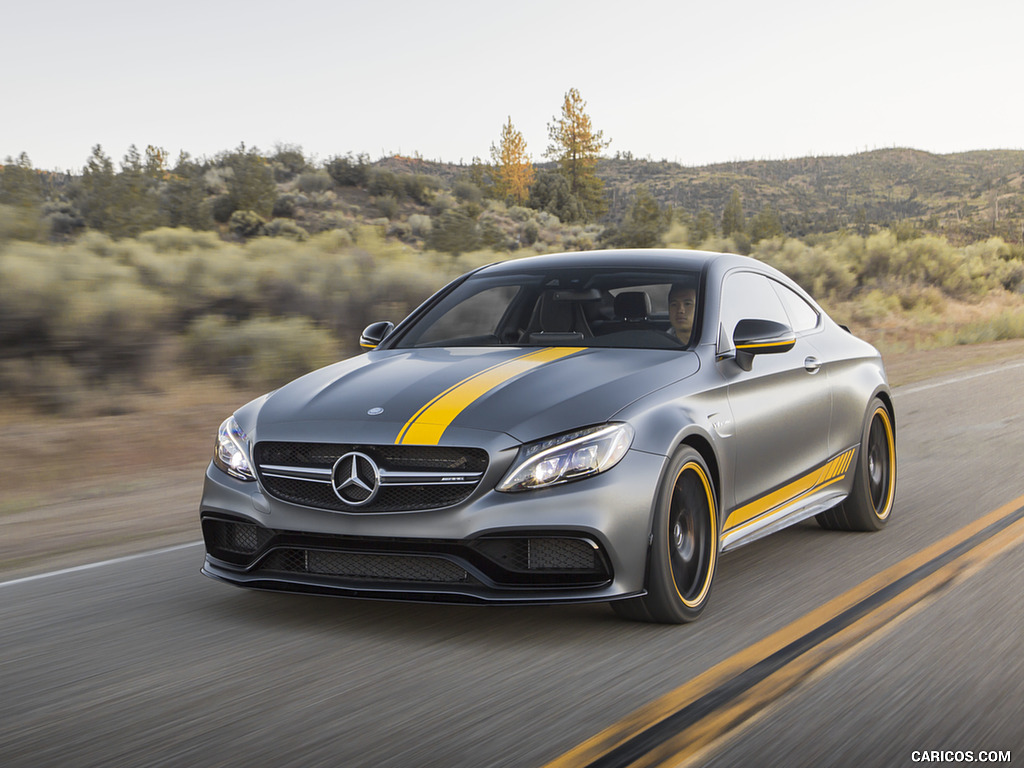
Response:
[817, 399, 896, 531]
[612, 447, 718, 623]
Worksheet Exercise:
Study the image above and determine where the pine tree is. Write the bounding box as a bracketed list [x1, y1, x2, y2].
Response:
[489, 117, 534, 205]
[0, 152, 42, 207]
[722, 188, 745, 237]
[78, 144, 118, 231]
[606, 186, 671, 247]
[750, 203, 783, 243]
[545, 88, 610, 222]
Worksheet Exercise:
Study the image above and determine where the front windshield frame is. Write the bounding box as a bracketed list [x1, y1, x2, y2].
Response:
[389, 266, 704, 351]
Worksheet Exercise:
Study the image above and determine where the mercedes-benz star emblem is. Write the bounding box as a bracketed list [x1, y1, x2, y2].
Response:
[331, 452, 381, 506]
[367, 407, 384, 416]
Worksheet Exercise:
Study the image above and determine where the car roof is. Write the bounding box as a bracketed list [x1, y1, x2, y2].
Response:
[476, 248, 753, 276]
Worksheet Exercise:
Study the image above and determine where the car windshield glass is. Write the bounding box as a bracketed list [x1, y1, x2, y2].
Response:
[394, 268, 702, 350]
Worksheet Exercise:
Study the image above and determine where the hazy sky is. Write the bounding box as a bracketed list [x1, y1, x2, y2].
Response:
[4, 0, 1022, 172]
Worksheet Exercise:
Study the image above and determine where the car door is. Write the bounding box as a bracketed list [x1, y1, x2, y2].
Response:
[718, 270, 833, 515]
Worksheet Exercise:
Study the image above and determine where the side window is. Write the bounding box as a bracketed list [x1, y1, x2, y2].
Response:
[771, 281, 820, 333]
[719, 271, 789, 341]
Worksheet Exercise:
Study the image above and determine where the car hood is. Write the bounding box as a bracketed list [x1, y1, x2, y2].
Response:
[249, 346, 699, 446]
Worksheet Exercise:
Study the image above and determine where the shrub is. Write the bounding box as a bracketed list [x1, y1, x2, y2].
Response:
[403, 174, 441, 205]
[427, 209, 480, 255]
[408, 214, 432, 238]
[325, 153, 370, 187]
[228, 210, 266, 239]
[296, 171, 334, 194]
[209, 193, 236, 223]
[521, 219, 539, 246]
[453, 180, 483, 206]
[367, 170, 405, 200]
[139, 227, 221, 253]
[0, 356, 87, 414]
[183, 315, 338, 388]
[272, 194, 299, 218]
[375, 194, 400, 220]
[264, 218, 309, 241]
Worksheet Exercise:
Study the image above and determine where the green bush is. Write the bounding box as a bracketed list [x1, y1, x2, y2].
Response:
[296, 171, 334, 194]
[228, 210, 266, 239]
[375, 194, 400, 220]
[408, 214, 432, 238]
[184, 315, 338, 387]
[138, 227, 221, 253]
[209, 194, 236, 223]
[325, 153, 370, 187]
[264, 218, 309, 241]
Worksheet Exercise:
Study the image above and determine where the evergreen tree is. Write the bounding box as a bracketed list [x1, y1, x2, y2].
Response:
[605, 186, 671, 247]
[77, 144, 118, 231]
[722, 188, 745, 237]
[527, 170, 585, 223]
[106, 144, 163, 237]
[223, 144, 276, 219]
[489, 117, 534, 205]
[0, 152, 42, 207]
[750, 203, 784, 243]
[163, 151, 210, 229]
[545, 88, 610, 222]
[690, 209, 717, 246]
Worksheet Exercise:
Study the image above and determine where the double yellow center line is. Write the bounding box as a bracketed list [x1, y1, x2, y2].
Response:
[545, 494, 1024, 768]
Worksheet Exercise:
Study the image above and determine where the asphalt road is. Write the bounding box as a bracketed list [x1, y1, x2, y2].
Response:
[2, 359, 1023, 768]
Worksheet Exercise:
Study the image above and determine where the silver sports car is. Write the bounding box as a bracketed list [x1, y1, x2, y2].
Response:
[200, 249, 896, 623]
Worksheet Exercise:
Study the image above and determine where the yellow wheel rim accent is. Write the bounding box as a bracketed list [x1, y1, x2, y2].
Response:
[670, 461, 718, 609]
[872, 406, 896, 521]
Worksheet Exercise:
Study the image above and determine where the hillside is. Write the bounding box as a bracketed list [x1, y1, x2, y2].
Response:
[375, 148, 1024, 243]
[598, 148, 1024, 241]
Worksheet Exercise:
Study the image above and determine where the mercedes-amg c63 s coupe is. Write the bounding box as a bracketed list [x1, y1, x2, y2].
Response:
[200, 249, 896, 622]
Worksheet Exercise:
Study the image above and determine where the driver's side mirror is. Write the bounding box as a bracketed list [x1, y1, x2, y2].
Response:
[731, 318, 795, 371]
[359, 321, 395, 350]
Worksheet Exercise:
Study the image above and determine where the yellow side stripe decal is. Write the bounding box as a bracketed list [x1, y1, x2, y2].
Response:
[395, 347, 586, 445]
[723, 448, 857, 534]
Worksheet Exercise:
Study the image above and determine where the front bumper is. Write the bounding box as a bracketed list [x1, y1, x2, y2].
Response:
[198, 448, 665, 605]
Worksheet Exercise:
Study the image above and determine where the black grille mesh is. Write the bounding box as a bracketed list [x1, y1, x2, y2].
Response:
[263, 549, 471, 583]
[474, 538, 597, 571]
[253, 442, 488, 513]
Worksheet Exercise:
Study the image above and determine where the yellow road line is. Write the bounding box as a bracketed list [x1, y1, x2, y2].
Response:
[543, 493, 1024, 768]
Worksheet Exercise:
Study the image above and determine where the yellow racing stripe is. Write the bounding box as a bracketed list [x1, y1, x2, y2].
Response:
[395, 347, 586, 445]
[723, 448, 856, 534]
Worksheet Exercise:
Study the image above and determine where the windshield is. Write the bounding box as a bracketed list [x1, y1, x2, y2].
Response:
[394, 267, 701, 350]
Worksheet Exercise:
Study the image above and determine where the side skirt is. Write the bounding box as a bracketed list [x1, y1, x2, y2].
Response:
[719, 489, 847, 552]
[719, 447, 857, 553]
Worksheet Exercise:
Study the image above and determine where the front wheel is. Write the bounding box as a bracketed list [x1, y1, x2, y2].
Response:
[612, 447, 718, 623]
[817, 398, 896, 532]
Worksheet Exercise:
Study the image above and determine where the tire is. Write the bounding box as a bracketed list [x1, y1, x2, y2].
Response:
[612, 447, 719, 623]
[817, 398, 896, 532]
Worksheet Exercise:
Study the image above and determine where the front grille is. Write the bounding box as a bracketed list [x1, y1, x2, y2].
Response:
[253, 442, 489, 513]
[263, 549, 472, 583]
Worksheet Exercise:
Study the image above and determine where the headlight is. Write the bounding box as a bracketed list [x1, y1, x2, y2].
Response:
[497, 423, 634, 492]
[213, 416, 256, 481]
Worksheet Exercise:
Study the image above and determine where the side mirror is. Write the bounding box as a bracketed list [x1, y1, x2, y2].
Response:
[732, 318, 795, 371]
[359, 321, 395, 350]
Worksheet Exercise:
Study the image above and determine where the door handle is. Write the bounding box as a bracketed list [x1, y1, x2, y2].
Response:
[804, 356, 822, 374]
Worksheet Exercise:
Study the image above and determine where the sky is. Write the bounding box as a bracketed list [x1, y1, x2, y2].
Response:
[3, 0, 1022, 172]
